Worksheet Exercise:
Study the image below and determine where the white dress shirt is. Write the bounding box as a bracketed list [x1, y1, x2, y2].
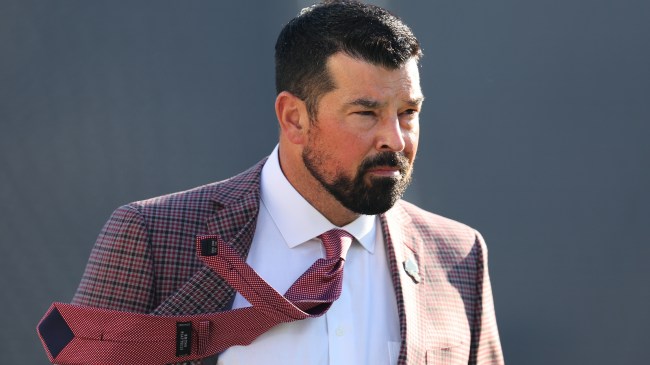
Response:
[218, 145, 401, 365]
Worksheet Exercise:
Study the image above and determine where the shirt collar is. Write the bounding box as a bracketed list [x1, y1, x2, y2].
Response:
[260, 145, 376, 253]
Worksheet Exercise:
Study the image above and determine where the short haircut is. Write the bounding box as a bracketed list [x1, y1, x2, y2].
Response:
[275, 0, 422, 119]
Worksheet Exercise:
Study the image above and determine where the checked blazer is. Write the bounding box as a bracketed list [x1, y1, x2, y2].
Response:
[71, 158, 504, 365]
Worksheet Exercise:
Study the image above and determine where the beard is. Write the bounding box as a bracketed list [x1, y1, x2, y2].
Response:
[302, 146, 414, 215]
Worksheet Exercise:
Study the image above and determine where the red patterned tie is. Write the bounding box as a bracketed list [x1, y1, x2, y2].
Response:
[37, 229, 353, 365]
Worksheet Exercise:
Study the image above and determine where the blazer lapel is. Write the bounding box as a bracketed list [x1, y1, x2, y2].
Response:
[381, 204, 427, 365]
[152, 160, 266, 316]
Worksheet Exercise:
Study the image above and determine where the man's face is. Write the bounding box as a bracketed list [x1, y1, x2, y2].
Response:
[302, 53, 423, 215]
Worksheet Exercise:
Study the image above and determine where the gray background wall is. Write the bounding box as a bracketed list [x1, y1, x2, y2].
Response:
[1, 0, 648, 363]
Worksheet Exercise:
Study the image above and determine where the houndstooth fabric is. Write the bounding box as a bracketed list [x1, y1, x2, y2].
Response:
[69, 158, 504, 365]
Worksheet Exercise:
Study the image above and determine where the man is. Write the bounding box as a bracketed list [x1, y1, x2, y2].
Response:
[69, 1, 503, 364]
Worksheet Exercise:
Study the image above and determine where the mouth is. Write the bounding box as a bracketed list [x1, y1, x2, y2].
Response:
[366, 166, 402, 178]
[359, 152, 411, 181]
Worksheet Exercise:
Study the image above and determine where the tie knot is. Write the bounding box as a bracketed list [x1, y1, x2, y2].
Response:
[318, 229, 354, 260]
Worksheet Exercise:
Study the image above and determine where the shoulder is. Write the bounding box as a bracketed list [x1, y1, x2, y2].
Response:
[117, 159, 266, 221]
[390, 200, 485, 265]
[394, 199, 477, 240]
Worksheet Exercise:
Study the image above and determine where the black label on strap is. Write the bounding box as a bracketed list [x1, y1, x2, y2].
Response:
[176, 322, 192, 357]
[200, 238, 219, 256]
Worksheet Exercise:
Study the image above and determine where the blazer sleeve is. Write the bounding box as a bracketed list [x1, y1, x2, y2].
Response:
[71, 204, 156, 313]
[69, 205, 212, 365]
[470, 231, 505, 364]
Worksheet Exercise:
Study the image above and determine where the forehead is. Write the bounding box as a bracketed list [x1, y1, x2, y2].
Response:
[324, 53, 422, 102]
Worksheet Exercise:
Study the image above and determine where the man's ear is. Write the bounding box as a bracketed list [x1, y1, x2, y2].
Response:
[275, 91, 309, 145]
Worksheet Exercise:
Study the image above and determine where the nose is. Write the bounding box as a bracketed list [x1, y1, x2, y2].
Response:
[376, 115, 406, 152]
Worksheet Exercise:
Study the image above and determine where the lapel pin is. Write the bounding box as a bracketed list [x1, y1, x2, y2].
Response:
[403, 257, 421, 283]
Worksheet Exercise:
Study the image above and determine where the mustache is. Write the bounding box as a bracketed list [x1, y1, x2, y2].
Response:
[359, 152, 410, 174]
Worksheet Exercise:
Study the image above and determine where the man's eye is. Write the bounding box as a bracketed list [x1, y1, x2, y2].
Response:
[402, 109, 418, 116]
[355, 110, 376, 116]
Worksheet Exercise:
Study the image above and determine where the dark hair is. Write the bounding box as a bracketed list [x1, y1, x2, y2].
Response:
[275, 0, 422, 119]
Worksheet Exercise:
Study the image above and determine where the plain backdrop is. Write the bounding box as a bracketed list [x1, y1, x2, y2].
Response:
[1, 0, 649, 363]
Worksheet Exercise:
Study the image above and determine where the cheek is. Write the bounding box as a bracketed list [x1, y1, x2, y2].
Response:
[307, 130, 352, 172]
[405, 128, 419, 154]
[313, 123, 386, 170]
[332, 143, 369, 176]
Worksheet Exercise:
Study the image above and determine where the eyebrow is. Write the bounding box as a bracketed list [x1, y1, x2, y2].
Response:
[407, 96, 425, 106]
[347, 96, 425, 109]
[348, 98, 382, 109]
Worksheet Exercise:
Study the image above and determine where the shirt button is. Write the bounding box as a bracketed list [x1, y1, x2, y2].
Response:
[335, 326, 345, 337]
